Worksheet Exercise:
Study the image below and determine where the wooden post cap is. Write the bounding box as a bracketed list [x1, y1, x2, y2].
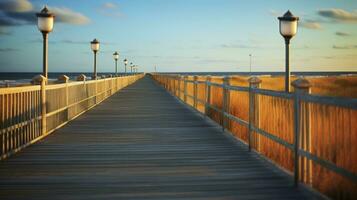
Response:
[57, 75, 69, 83]
[291, 77, 311, 89]
[248, 76, 262, 85]
[76, 74, 86, 81]
[31, 75, 47, 85]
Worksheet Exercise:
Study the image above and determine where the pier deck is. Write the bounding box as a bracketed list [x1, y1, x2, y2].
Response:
[0, 76, 322, 199]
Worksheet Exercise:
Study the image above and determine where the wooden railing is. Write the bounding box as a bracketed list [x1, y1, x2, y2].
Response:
[152, 73, 357, 200]
[0, 74, 144, 160]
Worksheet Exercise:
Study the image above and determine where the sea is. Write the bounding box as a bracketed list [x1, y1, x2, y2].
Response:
[0, 71, 356, 87]
[0, 72, 132, 87]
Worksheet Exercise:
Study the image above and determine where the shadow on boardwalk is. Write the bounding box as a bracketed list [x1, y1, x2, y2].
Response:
[0, 76, 323, 199]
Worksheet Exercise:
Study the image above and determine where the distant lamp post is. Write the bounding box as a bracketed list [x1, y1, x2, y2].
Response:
[90, 39, 100, 79]
[249, 54, 252, 76]
[36, 6, 55, 80]
[123, 59, 128, 73]
[113, 51, 119, 76]
[278, 10, 299, 92]
[130, 62, 133, 73]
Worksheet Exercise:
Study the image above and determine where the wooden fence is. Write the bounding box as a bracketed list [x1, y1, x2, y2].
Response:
[152, 73, 357, 200]
[0, 74, 144, 160]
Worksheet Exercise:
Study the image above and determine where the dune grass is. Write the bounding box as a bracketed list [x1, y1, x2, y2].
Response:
[163, 74, 356, 200]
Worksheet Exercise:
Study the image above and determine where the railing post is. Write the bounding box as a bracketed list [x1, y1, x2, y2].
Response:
[58, 75, 69, 119]
[193, 76, 198, 109]
[178, 76, 181, 99]
[184, 76, 188, 103]
[205, 76, 211, 118]
[248, 77, 261, 152]
[95, 78, 98, 104]
[292, 78, 312, 187]
[173, 76, 175, 95]
[222, 76, 230, 131]
[32, 75, 47, 136]
[77, 74, 86, 82]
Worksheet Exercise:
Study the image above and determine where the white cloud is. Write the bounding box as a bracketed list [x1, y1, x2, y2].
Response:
[0, 0, 32, 12]
[102, 2, 118, 9]
[318, 8, 357, 23]
[50, 7, 90, 25]
[300, 21, 322, 30]
[335, 31, 351, 36]
[0, 1, 91, 31]
[333, 45, 357, 49]
[269, 10, 280, 17]
[99, 2, 123, 17]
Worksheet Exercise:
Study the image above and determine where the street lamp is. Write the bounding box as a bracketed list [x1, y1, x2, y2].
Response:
[278, 10, 299, 92]
[36, 6, 55, 80]
[113, 51, 119, 76]
[123, 59, 128, 74]
[90, 39, 100, 79]
[130, 62, 133, 73]
[249, 54, 252, 76]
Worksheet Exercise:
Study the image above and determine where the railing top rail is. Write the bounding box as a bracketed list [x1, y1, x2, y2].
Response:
[46, 83, 69, 90]
[0, 85, 41, 94]
[159, 74, 357, 109]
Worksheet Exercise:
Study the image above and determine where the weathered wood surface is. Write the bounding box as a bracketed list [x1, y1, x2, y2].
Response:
[0, 76, 322, 200]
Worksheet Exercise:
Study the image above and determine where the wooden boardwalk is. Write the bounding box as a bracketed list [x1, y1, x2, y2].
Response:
[0, 76, 322, 200]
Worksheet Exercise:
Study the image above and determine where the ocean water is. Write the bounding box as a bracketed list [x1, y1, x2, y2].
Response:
[0, 72, 136, 86]
[0, 71, 356, 86]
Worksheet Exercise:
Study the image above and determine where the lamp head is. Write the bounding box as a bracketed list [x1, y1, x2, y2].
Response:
[113, 51, 119, 60]
[36, 6, 55, 33]
[278, 10, 299, 39]
[90, 38, 100, 52]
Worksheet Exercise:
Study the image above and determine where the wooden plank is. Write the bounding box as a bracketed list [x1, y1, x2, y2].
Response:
[0, 76, 322, 200]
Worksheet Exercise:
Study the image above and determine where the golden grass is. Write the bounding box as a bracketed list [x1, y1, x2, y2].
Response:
[158, 74, 357, 200]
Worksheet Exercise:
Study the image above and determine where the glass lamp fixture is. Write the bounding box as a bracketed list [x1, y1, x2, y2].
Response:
[91, 39, 100, 52]
[278, 10, 299, 41]
[113, 51, 119, 60]
[36, 6, 54, 33]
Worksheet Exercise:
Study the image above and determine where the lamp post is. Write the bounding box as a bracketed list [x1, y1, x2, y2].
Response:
[36, 6, 55, 80]
[130, 62, 133, 73]
[90, 39, 100, 79]
[249, 54, 252, 76]
[113, 51, 119, 76]
[123, 59, 128, 74]
[278, 10, 299, 92]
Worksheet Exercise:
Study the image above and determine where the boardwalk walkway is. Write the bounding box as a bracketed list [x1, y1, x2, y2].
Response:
[0, 76, 322, 200]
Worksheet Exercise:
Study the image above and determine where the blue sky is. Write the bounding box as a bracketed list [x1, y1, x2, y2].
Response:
[0, 0, 356, 73]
